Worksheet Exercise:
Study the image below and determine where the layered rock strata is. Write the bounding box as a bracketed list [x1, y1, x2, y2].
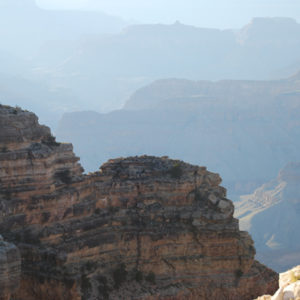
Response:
[0, 235, 21, 300]
[0, 105, 278, 299]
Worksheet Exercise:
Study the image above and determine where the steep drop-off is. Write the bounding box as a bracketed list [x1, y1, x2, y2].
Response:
[0, 105, 278, 299]
[235, 163, 300, 272]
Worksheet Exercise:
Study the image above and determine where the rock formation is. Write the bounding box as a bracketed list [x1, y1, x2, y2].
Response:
[235, 163, 300, 272]
[0, 104, 278, 299]
[0, 235, 21, 300]
[256, 265, 300, 300]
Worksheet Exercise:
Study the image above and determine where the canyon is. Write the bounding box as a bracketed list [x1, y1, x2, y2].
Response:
[57, 72, 300, 199]
[0, 104, 278, 299]
[235, 162, 300, 272]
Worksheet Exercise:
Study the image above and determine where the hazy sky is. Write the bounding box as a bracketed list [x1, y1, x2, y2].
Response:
[36, 0, 300, 29]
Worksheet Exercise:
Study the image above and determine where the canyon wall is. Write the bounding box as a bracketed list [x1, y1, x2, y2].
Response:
[0, 105, 278, 299]
[0, 235, 21, 300]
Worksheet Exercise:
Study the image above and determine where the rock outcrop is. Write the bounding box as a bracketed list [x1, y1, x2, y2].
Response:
[0, 235, 21, 300]
[256, 265, 300, 300]
[235, 163, 300, 272]
[0, 104, 278, 299]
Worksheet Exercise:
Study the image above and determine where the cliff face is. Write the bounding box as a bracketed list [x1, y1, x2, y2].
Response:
[0, 105, 278, 299]
[0, 235, 21, 300]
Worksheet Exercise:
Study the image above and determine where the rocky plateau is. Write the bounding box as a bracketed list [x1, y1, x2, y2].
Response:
[0, 104, 278, 299]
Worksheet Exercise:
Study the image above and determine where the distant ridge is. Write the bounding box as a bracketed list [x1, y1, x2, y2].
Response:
[57, 71, 300, 201]
[235, 162, 300, 272]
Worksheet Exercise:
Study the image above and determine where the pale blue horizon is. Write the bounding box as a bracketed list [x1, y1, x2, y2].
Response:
[35, 0, 300, 29]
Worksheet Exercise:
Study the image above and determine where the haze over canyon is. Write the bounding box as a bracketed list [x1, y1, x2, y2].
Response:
[0, 1, 300, 299]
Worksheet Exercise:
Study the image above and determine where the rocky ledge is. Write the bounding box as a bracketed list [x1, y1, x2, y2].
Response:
[0, 105, 278, 299]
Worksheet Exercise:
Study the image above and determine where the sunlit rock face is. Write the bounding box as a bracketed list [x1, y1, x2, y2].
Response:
[0, 104, 278, 299]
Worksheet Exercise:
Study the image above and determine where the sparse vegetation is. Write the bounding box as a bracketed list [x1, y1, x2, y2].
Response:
[3, 190, 12, 200]
[43, 135, 60, 147]
[81, 274, 92, 300]
[0, 146, 8, 153]
[108, 206, 119, 214]
[14, 233, 22, 243]
[145, 271, 156, 284]
[54, 170, 72, 184]
[113, 263, 127, 289]
[85, 261, 94, 272]
[194, 189, 203, 202]
[41, 212, 50, 223]
[168, 163, 183, 179]
[63, 277, 75, 289]
[97, 275, 109, 299]
[23, 230, 41, 245]
[133, 269, 143, 283]
[235, 269, 243, 279]
[94, 208, 101, 215]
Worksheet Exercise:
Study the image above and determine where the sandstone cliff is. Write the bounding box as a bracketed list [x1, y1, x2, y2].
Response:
[0, 104, 278, 299]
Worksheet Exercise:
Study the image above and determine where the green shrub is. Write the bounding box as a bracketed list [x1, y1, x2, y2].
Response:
[113, 263, 127, 289]
[108, 206, 119, 214]
[235, 269, 243, 279]
[3, 190, 12, 200]
[145, 271, 156, 284]
[94, 208, 101, 215]
[54, 170, 72, 184]
[63, 277, 74, 289]
[134, 270, 143, 283]
[85, 261, 94, 272]
[81, 274, 92, 299]
[43, 135, 60, 147]
[23, 230, 41, 245]
[168, 163, 183, 179]
[194, 190, 203, 202]
[41, 212, 50, 223]
[97, 275, 109, 299]
[0, 146, 8, 153]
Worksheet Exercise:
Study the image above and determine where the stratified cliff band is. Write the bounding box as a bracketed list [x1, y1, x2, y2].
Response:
[0, 105, 278, 299]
